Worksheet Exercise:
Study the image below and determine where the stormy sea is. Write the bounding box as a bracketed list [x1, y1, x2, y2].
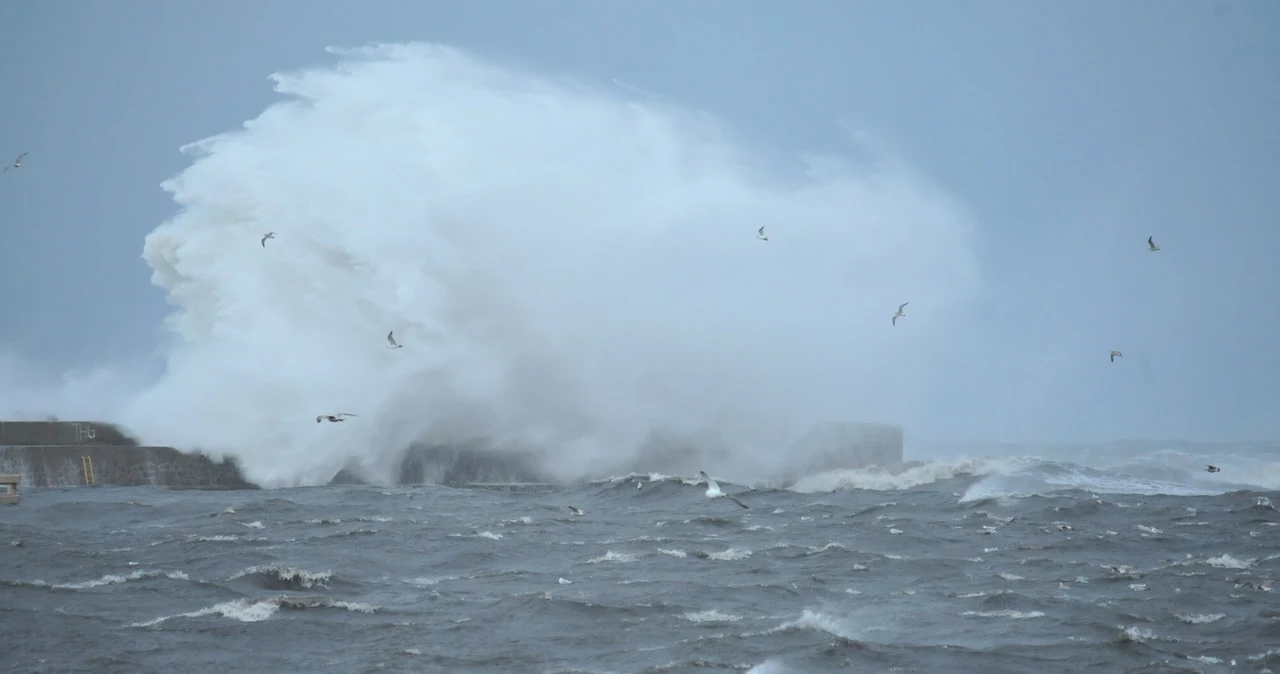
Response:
[3, 450, 1278, 674]
[1, 38, 1277, 674]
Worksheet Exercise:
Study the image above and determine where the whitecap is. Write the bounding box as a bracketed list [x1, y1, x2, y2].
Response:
[587, 551, 636, 564]
[682, 609, 741, 624]
[1203, 554, 1253, 569]
[131, 598, 279, 627]
[1175, 613, 1225, 624]
[707, 548, 752, 561]
[961, 610, 1044, 619]
[228, 564, 332, 589]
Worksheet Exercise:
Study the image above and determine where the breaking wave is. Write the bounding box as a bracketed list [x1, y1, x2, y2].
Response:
[787, 448, 1278, 497]
[0, 42, 981, 488]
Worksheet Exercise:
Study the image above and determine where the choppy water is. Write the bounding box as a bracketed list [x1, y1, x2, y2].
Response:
[3, 461, 1278, 673]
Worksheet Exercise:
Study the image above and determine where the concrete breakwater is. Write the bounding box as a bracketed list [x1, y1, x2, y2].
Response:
[0, 419, 906, 490]
[0, 421, 254, 490]
[335, 420, 907, 488]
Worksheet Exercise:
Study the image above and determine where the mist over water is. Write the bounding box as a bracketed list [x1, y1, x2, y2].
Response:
[3, 43, 987, 487]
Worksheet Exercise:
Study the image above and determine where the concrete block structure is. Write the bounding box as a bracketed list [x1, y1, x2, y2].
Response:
[0, 421, 254, 489]
[1, 420, 906, 491]
[0, 421, 136, 447]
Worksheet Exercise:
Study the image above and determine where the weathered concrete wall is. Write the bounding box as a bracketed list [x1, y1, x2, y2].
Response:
[0, 445, 255, 489]
[1, 420, 904, 491]
[0, 421, 136, 447]
[0, 420, 254, 489]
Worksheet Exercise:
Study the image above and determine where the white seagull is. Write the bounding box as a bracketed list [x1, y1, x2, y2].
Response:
[261, 232, 275, 247]
[1147, 236, 1159, 252]
[3, 152, 26, 173]
[387, 331, 403, 349]
[757, 226, 768, 241]
[892, 302, 909, 326]
[1110, 350, 1123, 363]
[698, 471, 749, 509]
[316, 413, 358, 423]
[568, 505, 585, 516]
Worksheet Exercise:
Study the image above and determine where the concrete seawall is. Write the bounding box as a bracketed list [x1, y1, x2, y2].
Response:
[0, 421, 255, 490]
[0, 419, 906, 490]
[0, 445, 255, 489]
[0, 421, 138, 447]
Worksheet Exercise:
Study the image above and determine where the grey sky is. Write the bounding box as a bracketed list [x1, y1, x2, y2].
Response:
[0, 1, 1276, 444]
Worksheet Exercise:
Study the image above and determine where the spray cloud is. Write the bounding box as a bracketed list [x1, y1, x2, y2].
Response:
[2, 43, 981, 487]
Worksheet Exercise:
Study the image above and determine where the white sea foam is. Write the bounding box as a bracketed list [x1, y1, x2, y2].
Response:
[793, 457, 1022, 493]
[587, 550, 637, 564]
[1203, 554, 1254, 569]
[130, 598, 279, 627]
[1117, 625, 1177, 644]
[759, 609, 860, 641]
[129, 595, 376, 628]
[957, 454, 1271, 501]
[745, 660, 791, 674]
[38, 569, 188, 590]
[1175, 612, 1225, 624]
[406, 575, 457, 587]
[681, 609, 742, 624]
[961, 610, 1044, 619]
[706, 548, 752, 561]
[228, 564, 333, 589]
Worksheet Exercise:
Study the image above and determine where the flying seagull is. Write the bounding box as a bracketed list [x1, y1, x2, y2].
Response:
[1147, 236, 1160, 252]
[2, 152, 26, 173]
[892, 302, 909, 326]
[1110, 350, 1123, 363]
[386, 331, 403, 349]
[1205, 465, 1220, 473]
[698, 471, 749, 509]
[757, 226, 768, 241]
[261, 232, 275, 247]
[567, 505, 585, 516]
[316, 413, 358, 423]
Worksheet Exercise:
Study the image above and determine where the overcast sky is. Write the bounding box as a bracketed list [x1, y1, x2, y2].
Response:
[0, 0, 1276, 445]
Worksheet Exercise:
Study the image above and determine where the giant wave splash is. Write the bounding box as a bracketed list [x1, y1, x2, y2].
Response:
[1, 43, 983, 487]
